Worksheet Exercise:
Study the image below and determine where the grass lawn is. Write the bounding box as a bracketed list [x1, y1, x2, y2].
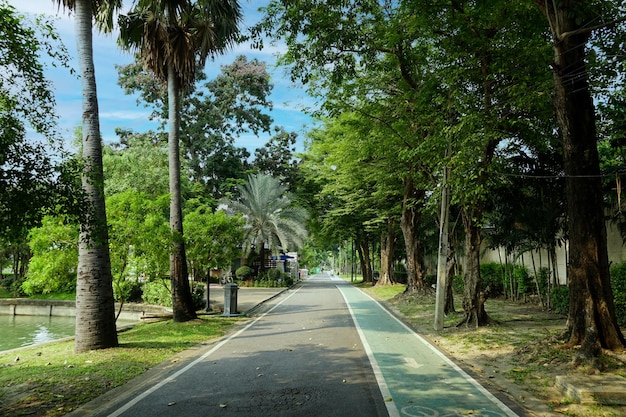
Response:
[0, 316, 240, 417]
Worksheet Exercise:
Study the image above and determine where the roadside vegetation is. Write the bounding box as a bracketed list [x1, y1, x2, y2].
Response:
[2, 1, 626, 410]
[0, 316, 240, 417]
[363, 281, 626, 417]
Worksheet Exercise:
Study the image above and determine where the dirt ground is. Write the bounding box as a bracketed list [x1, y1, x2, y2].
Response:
[382, 294, 626, 417]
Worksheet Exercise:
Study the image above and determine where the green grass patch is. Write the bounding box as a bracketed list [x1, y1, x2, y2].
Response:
[0, 316, 240, 417]
[363, 283, 406, 301]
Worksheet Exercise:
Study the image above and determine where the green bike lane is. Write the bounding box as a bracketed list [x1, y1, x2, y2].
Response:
[337, 282, 522, 417]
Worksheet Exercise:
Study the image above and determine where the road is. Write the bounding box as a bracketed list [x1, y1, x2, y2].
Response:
[71, 274, 523, 417]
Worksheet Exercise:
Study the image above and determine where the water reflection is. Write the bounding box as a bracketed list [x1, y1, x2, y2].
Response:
[1, 315, 76, 351]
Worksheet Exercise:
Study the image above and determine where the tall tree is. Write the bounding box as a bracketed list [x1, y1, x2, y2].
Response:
[0, 2, 74, 289]
[533, 0, 626, 355]
[119, 0, 242, 321]
[53, 0, 121, 352]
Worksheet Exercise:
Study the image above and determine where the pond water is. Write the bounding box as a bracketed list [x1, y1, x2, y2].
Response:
[0, 315, 136, 352]
[0, 315, 76, 352]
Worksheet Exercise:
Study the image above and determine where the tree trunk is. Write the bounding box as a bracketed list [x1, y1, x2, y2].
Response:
[444, 246, 456, 314]
[458, 208, 490, 327]
[356, 235, 373, 283]
[377, 218, 396, 286]
[535, 0, 625, 354]
[400, 176, 429, 293]
[74, 0, 118, 353]
[168, 65, 196, 322]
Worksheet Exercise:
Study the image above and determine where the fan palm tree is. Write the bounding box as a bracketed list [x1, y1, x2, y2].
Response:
[118, 0, 242, 321]
[53, 0, 121, 353]
[223, 173, 309, 273]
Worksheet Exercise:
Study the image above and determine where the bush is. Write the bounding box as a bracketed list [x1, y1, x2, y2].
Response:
[142, 280, 172, 307]
[513, 265, 532, 296]
[610, 262, 626, 326]
[536, 267, 550, 296]
[452, 275, 464, 294]
[113, 279, 143, 303]
[235, 266, 252, 280]
[191, 281, 205, 311]
[394, 262, 407, 284]
[480, 263, 505, 297]
[550, 285, 569, 315]
[265, 268, 282, 281]
[1, 274, 25, 297]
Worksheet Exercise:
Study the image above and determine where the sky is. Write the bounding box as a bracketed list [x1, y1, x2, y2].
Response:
[7, 0, 315, 153]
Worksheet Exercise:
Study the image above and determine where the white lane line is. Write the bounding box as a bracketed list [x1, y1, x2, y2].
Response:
[353, 288, 520, 417]
[338, 286, 401, 417]
[107, 287, 302, 417]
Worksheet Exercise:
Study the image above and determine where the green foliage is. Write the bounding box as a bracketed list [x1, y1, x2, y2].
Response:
[223, 173, 309, 256]
[254, 268, 293, 287]
[22, 216, 78, 296]
[535, 267, 551, 296]
[106, 191, 170, 282]
[513, 266, 532, 295]
[1, 274, 23, 296]
[264, 268, 283, 281]
[550, 286, 569, 315]
[235, 265, 252, 280]
[610, 262, 626, 326]
[452, 275, 464, 294]
[113, 279, 143, 303]
[480, 262, 533, 298]
[141, 279, 172, 307]
[394, 262, 407, 284]
[480, 263, 506, 297]
[184, 207, 244, 276]
[190, 281, 206, 311]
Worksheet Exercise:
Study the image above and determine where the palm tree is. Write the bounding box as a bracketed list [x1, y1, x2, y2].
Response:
[118, 0, 242, 321]
[53, 0, 122, 352]
[223, 173, 309, 273]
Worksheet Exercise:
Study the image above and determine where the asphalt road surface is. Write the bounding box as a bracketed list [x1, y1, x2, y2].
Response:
[72, 274, 522, 417]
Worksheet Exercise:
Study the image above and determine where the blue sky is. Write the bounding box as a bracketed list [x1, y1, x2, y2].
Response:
[8, 0, 315, 153]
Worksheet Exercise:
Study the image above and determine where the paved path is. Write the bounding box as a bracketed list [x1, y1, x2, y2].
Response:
[335, 276, 521, 417]
[70, 274, 524, 417]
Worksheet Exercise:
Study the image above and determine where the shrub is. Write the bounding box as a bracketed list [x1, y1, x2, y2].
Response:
[550, 285, 569, 315]
[1, 274, 25, 297]
[480, 263, 505, 297]
[610, 262, 626, 326]
[235, 265, 252, 280]
[266, 268, 282, 281]
[452, 275, 464, 294]
[113, 279, 143, 303]
[142, 280, 172, 307]
[424, 274, 437, 288]
[394, 262, 407, 284]
[536, 267, 551, 296]
[191, 281, 205, 311]
[513, 265, 532, 296]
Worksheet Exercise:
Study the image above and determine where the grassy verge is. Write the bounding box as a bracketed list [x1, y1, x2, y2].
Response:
[0, 316, 240, 417]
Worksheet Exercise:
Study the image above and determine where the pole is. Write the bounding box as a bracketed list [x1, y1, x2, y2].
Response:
[434, 163, 450, 331]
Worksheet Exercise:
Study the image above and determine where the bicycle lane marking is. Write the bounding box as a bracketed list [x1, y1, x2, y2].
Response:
[338, 285, 519, 417]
